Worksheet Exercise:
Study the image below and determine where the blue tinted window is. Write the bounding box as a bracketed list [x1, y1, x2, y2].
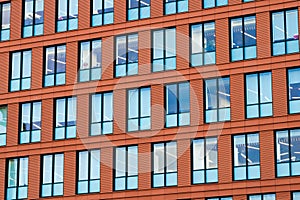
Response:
[128, 87, 151, 132]
[23, 0, 44, 38]
[288, 68, 300, 114]
[0, 3, 10, 41]
[0, 106, 7, 146]
[20, 101, 42, 144]
[56, 0, 78, 32]
[293, 192, 300, 200]
[166, 82, 190, 127]
[272, 9, 299, 56]
[164, 0, 188, 15]
[10, 50, 32, 92]
[153, 142, 177, 187]
[243, 0, 254, 2]
[90, 92, 113, 135]
[206, 197, 232, 200]
[115, 34, 138, 77]
[203, 0, 227, 9]
[193, 138, 218, 184]
[6, 157, 28, 200]
[276, 129, 300, 177]
[55, 97, 77, 140]
[248, 194, 276, 200]
[152, 28, 176, 72]
[205, 77, 230, 123]
[44, 45, 66, 87]
[115, 146, 138, 190]
[128, 0, 150, 20]
[191, 22, 216, 66]
[92, 0, 114, 26]
[246, 72, 273, 118]
[233, 133, 260, 181]
[41, 154, 64, 197]
[77, 150, 100, 194]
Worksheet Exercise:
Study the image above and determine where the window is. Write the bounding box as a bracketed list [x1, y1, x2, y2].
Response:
[6, 157, 28, 200]
[190, 22, 216, 67]
[288, 68, 300, 114]
[0, 106, 7, 146]
[0, 2, 10, 41]
[165, 82, 190, 127]
[164, 0, 188, 15]
[79, 39, 102, 82]
[77, 150, 100, 194]
[55, 97, 77, 140]
[152, 141, 177, 187]
[272, 9, 299, 56]
[91, 0, 114, 27]
[205, 77, 230, 123]
[233, 133, 260, 180]
[246, 72, 273, 118]
[19, 101, 41, 144]
[23, 0, 44, 38]
[127, 87, 151, 132]
[203, 0, 227, 9]
[192, 137, 218, 184]
[243, 0, 254, 2]
[206, 197, 232, 200]
[44, 44, 66, 87]
[115, 34, 138, 77]
[248, 194, 276, 200]
[41, 153, 64, 197]
[276, 129, 300, 177]
[114, 146, 138, 190]
[230, 15, 256, 61]
[152, 28, 176, 72]
[293, 192, 300, 200]
[56, 0, 78, 32]
[128, 0, 150, 21]
[10, 50, 32, 92]
[90, 92, 113, 135]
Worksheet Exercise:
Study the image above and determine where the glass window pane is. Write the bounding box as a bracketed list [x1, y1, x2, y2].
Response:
[166, 84, 178, 114]
[22, 51, 32, 78]
[128, 146, 138, 176]
[153, 30, 164, 59]
[286, 10, 298, 41]
[128, 89, 139, 118]
[244, 16, 256, 47]
[21, 103, 31, 131]
[19, 158, 28, 186]
[56, 99, 66, 127]
[166, 28, 176, 57]
[80, 42, 90, 69]
[193, 139, 205, 170]
[246, 74, 258, 105]
[54, 154, 64, 183]
[204, 22, 216, 52]
[179, 83, 190, 113]
[8, 159, 18, 187]
[234, 135, 246, 167]
[79, 151, 88, 180]
[272, 11, 285, 42]
[90, 150, 100, 179]
[128, 34, 138, 63]
[12, 52, 21, 79]
[260, 72, 272, 103]
[247, 134, 260, 165]
[206, 137, 218, 169]
[154, 143, 164, 173]
[116, 147, 126, 177]
[140, 87, 151, 117]
[32, 102, 41, 130]
[0, 106, 7, 134]
[191, 24, 202, 54]
[166, 142, 177, 173]
[67, 97, 77, 126]
[43, 155, 53, 184]
[103, 92, 113, 121]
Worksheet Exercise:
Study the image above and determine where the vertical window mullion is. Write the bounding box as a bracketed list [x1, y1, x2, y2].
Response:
[102, 0, 105, 25]
[257, 73, 261, 117]
[101, 94, 104, 134]
[32, 0, 36, 34]
[52, 155, 55, 195]
[16, 159, 20, 198]
[245, 135, 248, 180]
[164, 30, 166, 71]
[242, 18, 245, 60]
[138, 89, 141, 129]
[177, 84, 180, 126]
[125, 147, 128, 189]
[164, 144, 167, 186]
[0, 5, 2, 39]
[89, 41, 93, 80]
[288, 130, 292, 175]
[284, 11, 287, 54]
[203, 139, 207, 182]
[66, 0, 69, 29]
[216, 79, 220, 121]
[29, 103, 33, 142]
[54, 47, 57, 87]
[88, 151, 91, 192]
[126, 35, 128, 75]
[65, 98, 68, 137]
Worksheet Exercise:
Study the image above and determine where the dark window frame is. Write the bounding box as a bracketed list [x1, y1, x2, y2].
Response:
[202, 0, 228, 9]
[287, 67, 300, 114]
[247, 193, 276, 200]
[0, 2, 11, 41]
[91, 0, 114, 27]
[55, 0, 78, 32]
[163, 0, 188, 15]
[127, 0, 150, 21]
[0, 105, 8, 147]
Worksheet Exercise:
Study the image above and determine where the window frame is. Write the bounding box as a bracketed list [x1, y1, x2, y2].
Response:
[127, 0, 150, 21]
[19, 101, 42, 144]
[0, 105, 7, 147]
[56, 0, 78, 32]
[206, 197, 233, 200]
[247, 193, 276, 200]
[22, 0, 44, 38]
[0, 2, 11, 41]
[113, 145, 138, 191]
[292, 191, 300, 200]
[287, 67, 300, 114]
[163, 0, 188, 15]
[202, 0, 228, 9]
[91, 0, 114, 27]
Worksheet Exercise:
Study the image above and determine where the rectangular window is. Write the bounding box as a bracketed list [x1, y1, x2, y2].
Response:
[164, 0, 188, 15]
[206, 197, 232, 200]
[0, 2, 10, 41]
[203, 0, 227, 9]
[246, 72, 273, 118]
[92, 0, 114, 27]
[56, 0, 78, 32]
[90, 92, 113, 135]
[233, 133, 260, 180]
[243, 0, 254, 2]
[128, 0, 150, 21]
[115, 34, 138, 77]
[152, 141, 177, 188]
[44, 44, 66, 87]
[23, 0, 44, 38]
[293, 192, 300, 200]
[248, 194, 276, 200]
[19, 101, 41, 144]
[79, 39, 102, 82]
[41, 153, 64, 197]
[230, 15, 256, 61]
[127, 87, 151, 132]
[152, 28, 176, 72]
[165, 82, 190, 127]
[191, 22, 216, 67]
[205, 77, 230, 123]
[192, 137, 218, 184]
[272, 9, 299, 56]
[114, 146, 138, 191]
[77, 150, 100, 194]
[10, 50, 32, 92]
[0, 106, 7, 146]
[6, 157, 28, 200]
[288, 68, 300, 114]
[276, 129, 300, 177]
[55, 97, 77, 140]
